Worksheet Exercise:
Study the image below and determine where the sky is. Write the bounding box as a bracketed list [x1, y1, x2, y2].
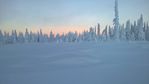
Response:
[0, 0, 149, 34]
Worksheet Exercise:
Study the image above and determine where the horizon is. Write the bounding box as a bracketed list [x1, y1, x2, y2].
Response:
[0, 0, 149, 34]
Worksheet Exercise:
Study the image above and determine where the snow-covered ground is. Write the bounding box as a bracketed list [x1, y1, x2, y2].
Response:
[0, 42, 149, 84]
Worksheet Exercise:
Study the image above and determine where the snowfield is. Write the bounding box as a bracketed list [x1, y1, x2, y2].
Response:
[0, 42, 149, 84]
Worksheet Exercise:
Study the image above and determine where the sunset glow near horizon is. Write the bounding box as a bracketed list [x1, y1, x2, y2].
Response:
[0, 0, 149, 35]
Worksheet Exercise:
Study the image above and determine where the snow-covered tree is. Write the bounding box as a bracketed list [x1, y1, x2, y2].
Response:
[143, 22, 146, 32]
[49, 31, 54, 42]
[130, 32, 135, 41]
[33, 33, 39, 43]
[74, 31, 79, 42]
[88, 27, 96, 41]
[97, 23, 100, 36]
[0, 30, 4, 44]
[125, 20, 131, 40]
[55, 33, 60, 43]
[137, 14, 145, 40]
[60, 33, 66, 42]
[18, 32, 25, 43]
[109, 26, 114, 40]
[25, 28, 30, 43]
[65, 32, 77, 42]
[102, 26, 108, 41]
[4, 32, 12, 44]
[11, 30, 17, 43]
[130, 24, 135, 41]
[39, 29, 44, 42]
[81, 30, 89, 41]
[113, 0, 120, 40]
[96, 23, 101, 40]
[119, 24, 126, 40]
[145, 23, 149, 41]
[43, 34, 49, 42]
[132, 21, 138, 40]
[29, 31, 34, 43]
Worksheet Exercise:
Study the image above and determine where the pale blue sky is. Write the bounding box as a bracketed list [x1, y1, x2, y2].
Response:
[0, 0, 149, 34]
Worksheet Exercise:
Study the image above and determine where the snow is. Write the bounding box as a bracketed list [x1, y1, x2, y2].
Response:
[0, 42, 149, 84]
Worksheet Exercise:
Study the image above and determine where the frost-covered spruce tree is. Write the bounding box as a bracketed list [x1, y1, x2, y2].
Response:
[11, 30, 17, 43]
[143, 22, 146, 32]
[108, 26, 114, 40]
[97, 23, 101, 40]
[74, 31, 79, 42]
[29, 31, 34, 43]
[31, 31, 38, 43]
[82, 30, 89, 41]
[125, 20, 131, 40]
[86, 31, 90, 41]
[97, 23, 100, 36]
[102, 26, 108, 41]
[145, 23, 149, 41]
[34, 33, 39, 43]
[55, 33, 60, 43]
[137, 14, 145, 40]
[18, 32, 25, 43]
[3, 32, 7, 44]
[89, 27, 96, 41]
[4, 32, 12, 44]
[81, 31, 85, 41]
[49, 30, 54, 42]
[113, 0, 120, 40]
[119, 24, 126, 40]
[60, 33, 65, 42]
[66, 32, 77, 42]
[78, 33, 83, 42]
[0, 30, 4, 44]
[130, 24, 135, 40]
[130, 24, 135, 41]
[43, 34, 49, 42]
[39, 29, 44, 42]
[132, 21, 138, 40]
[25, 28, 30, 43]
[147, 23, 149, 41]
[37, 29, 48, 43]
[88, 27, 93, 41]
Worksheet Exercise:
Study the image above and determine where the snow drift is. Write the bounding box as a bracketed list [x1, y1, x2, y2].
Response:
[0, 41, 149, 84]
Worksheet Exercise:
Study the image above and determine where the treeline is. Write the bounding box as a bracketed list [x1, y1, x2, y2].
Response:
[0, 15, 149, 44]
